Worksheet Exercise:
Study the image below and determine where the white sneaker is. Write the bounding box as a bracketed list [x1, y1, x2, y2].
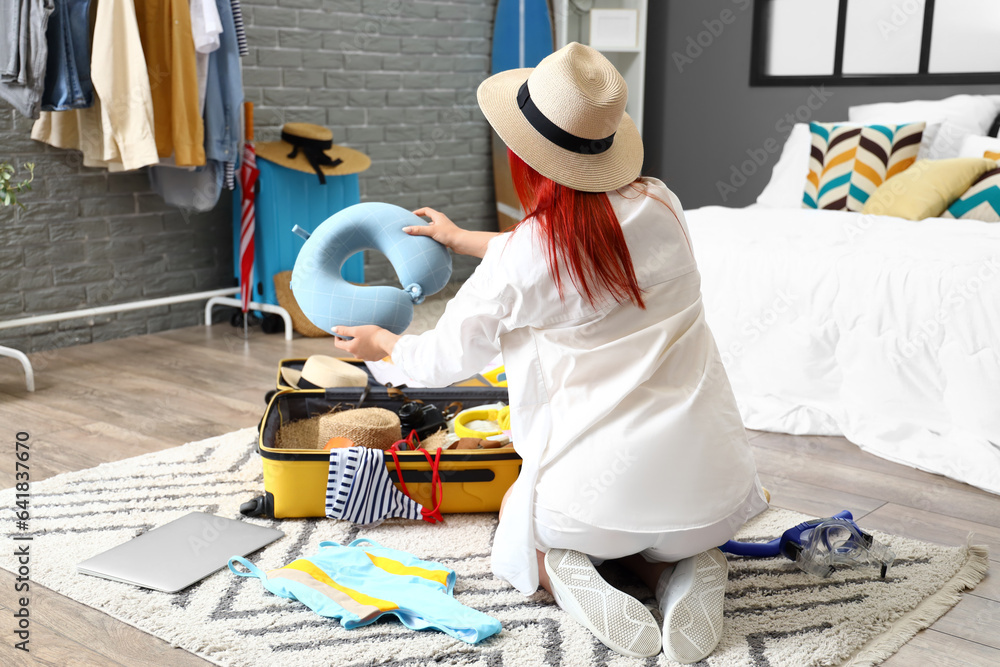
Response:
[544, 548, 661, 658]
[660, 548, 728, 664]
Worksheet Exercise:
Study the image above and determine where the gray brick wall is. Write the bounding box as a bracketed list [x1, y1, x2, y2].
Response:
[0, 0, 498, 355]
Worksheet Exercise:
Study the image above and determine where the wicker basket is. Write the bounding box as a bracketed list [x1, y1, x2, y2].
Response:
[274, 270, 330, 338]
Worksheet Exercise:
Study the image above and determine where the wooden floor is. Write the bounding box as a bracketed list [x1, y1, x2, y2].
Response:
[0, 323, 997, 666]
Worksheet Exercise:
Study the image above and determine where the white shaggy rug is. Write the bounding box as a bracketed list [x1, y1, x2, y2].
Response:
[0, 429, 987, 667]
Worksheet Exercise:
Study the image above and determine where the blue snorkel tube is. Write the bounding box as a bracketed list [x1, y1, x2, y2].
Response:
[720, 510, 895, 579]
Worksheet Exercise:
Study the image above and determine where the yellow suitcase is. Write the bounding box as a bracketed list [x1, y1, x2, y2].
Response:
[243, 383, 519, 519]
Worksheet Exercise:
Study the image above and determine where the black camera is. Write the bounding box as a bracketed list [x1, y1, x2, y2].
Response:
[398, 402, 447, 442]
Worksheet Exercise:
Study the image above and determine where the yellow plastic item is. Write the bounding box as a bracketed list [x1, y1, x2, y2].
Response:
[481, 365, 508, 387]
[454, 405, 510, 439]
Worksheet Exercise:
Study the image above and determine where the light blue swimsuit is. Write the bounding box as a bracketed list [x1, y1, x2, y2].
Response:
[230, 538, 501, 644]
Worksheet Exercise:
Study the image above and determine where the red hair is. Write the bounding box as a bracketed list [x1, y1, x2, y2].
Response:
[507, 149, 645, 309]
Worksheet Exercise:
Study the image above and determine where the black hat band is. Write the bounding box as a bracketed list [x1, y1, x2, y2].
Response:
[282, 131, 344, 185]
[517, 81, 616, 156]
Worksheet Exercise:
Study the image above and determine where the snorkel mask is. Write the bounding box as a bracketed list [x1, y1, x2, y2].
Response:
[720, 510, 895, 579]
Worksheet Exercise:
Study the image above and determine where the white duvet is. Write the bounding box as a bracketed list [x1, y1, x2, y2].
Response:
[685, 205, 1000, 495]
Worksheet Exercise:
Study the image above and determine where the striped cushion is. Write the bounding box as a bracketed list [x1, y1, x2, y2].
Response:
[804, 122, 925, 211]
[943, 167, 1000, 222]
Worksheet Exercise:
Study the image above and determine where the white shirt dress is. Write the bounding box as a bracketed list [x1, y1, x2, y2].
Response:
[392, 178, 768, 595]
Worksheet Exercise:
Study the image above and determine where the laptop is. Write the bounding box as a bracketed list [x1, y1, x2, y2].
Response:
[77, 512, 284, 593]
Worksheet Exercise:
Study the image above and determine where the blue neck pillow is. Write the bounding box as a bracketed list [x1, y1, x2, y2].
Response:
[290, 202, 452, 335]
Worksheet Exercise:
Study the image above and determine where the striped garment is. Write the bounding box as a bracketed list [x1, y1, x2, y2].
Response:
[804, 122, 924, 211]
[230, 0, 248, 57]
[229, 538, 502, 644]
[225, 0, 244, 178]
[943, 166, 1000, 222]
[326, 447, 424, 524]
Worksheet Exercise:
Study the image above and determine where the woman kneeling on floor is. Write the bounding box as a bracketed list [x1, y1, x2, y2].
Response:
[333, 42, 769, 663]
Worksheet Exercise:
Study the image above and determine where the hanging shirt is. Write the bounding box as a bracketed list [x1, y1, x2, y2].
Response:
[147, 160, 223, 212]
[224, 0, 246, 189]
[31, 0, 159, 171]
[204, 0, 244, 189]
[0, 0, 54, 118]
[391, 178, 769, 595]
[134, 0, 205, 166]
[188, 0, 221, 115]
[229, 538, 501, 644]
[230, 0, 248, 57]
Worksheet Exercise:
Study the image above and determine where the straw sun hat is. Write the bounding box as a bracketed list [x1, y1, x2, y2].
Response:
[279, 354, 369, 390]
[477, 42, 643, 193]
[274, 271, 330, 337]
[255, 123, 371, 184]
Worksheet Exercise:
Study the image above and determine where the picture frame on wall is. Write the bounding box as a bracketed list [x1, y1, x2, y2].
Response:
[588, 9, 640, 51]
[751, 0, 1000, 86]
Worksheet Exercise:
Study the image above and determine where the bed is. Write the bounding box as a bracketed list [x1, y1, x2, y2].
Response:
[684, 94, 1000, 495]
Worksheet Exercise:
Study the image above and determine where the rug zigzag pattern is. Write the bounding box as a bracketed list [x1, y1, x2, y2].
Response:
[0, 429, 986, 667]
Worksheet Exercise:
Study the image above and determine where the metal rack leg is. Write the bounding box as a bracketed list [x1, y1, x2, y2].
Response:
[204, 296, 294, 341]
[0, 345, 35, 392]
[205, 293, 240, 327]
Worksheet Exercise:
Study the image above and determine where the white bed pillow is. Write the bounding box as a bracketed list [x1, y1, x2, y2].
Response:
[848, 94, 1000, 159]
[958, 134, 1000, 158]
[756, 123, 811, 208]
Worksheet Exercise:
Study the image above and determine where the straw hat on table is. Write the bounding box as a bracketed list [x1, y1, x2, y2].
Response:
[255, 123, 371, 184]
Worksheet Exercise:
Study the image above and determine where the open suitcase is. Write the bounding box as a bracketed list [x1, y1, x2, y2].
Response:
[242, 363, 519, 519]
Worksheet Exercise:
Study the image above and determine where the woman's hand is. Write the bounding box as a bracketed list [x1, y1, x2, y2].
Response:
[408, 207, 463, 249]
[409, 207, 499, 259]
[332, 325, 400, 361]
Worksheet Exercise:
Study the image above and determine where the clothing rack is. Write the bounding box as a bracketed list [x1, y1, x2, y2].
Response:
[0, 288, 292, 392]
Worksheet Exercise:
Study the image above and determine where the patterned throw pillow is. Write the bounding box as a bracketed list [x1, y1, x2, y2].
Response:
[803, 122, 925, 211]
[943, 153, 1000, 222]
[863, 158, 996, 220]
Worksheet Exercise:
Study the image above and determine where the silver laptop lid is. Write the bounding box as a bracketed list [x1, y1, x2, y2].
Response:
[77, 512, 284, 593]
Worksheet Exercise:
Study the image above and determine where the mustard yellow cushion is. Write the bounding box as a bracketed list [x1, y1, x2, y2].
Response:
[862, 158, 997, 220]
